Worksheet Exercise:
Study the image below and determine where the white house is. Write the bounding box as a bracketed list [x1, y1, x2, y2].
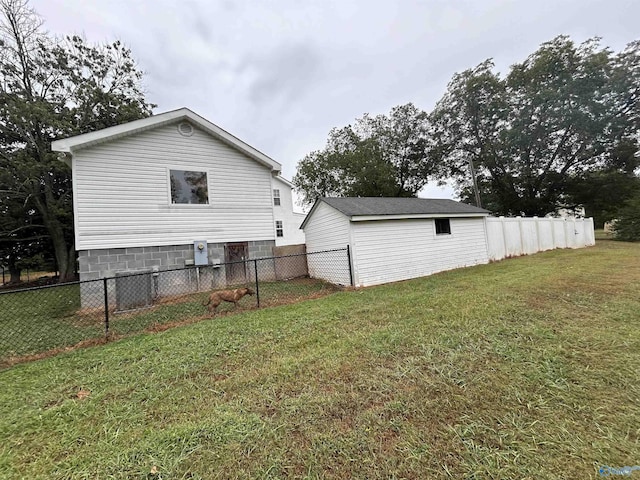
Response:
[271, 176, 306, 246]
[52, 108, 305, 285]
[301, 197, 491, 287]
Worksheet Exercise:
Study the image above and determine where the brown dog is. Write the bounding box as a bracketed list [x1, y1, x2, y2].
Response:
[203, 287, 254, 315]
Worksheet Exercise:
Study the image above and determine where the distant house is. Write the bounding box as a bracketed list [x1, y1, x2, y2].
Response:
[52, 108, 305, 284]
[301, 197, 491, 287]
[271, 176, 306, 247]
[546, 206, 586, 219]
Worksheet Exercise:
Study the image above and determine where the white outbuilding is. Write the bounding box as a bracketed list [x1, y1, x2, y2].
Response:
[300, 197, 491, 287]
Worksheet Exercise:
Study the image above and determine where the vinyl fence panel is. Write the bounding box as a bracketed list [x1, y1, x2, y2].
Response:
[486, 216, 595, 262]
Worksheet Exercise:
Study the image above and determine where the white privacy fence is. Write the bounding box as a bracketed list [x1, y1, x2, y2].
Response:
[485, 216, 595, 261]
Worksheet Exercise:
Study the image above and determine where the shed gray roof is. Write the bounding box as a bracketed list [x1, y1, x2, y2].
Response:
[300, 197, 489, 229]
[320, 197, 489, 217]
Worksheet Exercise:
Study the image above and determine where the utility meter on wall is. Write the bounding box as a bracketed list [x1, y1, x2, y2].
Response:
[193, 240, 208, 266]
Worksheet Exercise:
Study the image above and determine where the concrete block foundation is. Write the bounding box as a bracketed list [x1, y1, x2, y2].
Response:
[78, 240, 276, 308]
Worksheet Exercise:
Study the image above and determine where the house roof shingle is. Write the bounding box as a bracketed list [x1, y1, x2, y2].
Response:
[319, 197, 490, 217]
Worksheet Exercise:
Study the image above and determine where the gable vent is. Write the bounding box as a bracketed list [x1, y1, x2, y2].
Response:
[178, 122, 194, 137]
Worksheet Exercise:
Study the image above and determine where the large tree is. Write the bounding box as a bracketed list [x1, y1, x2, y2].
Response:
[0, 0, 154, 282]
[294, 103, 438, 205]
[430, 36, 640, 218]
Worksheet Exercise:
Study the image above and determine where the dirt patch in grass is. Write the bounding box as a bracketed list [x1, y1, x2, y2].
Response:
[0, 337, 110, 369]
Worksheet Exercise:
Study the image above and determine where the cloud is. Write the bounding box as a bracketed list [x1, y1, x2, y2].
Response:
[246, 43, 323, 106]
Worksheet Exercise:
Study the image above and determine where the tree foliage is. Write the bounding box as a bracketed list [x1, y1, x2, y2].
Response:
[430, 36, 640, 217]
[565, 142, 640, 227]
[612, 194, 640, 241]
[0, 0, 154, 282]
[294, 103, 438, 205]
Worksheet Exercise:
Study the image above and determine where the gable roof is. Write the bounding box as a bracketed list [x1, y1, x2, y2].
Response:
[301, 197, 489, 228]
[51, 108, 281, 172]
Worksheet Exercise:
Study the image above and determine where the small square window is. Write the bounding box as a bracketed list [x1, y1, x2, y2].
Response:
[170, 170, 208, 204]
[275, 220, 284, 237]
[273, 189, 281, 206]
[435, 218, 451, 235]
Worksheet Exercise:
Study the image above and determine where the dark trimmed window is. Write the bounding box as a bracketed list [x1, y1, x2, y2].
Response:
[273, 189, 281, 206]
[275, 220, 284, 237]
[435, 218, 451, 235]
[170, 170, 208, 204]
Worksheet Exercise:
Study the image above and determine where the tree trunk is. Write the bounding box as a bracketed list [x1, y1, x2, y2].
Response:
[65, 242, 76, 282]
[33, 177, 76, 283]
[44, 214, 75, 282]
[50, 231, 76, 283]
[8, 262, 21, 284]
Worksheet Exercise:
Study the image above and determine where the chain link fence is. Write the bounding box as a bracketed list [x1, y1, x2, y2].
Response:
[0, 247, 352, 368]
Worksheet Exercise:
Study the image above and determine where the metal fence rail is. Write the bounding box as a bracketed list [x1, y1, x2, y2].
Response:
[0, 247, 351, 367]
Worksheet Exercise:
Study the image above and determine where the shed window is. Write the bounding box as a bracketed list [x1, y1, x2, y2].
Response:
[273, 189, 281, 206]
[435, 218, 451, 235]
[170, 170, 209, 204]
[275, 220, 284, 237]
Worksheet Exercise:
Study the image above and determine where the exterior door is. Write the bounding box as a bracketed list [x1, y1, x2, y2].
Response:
[225, 242, 248, 284]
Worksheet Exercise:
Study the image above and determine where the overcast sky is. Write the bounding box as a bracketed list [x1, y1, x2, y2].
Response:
[32, 0, 640, 200]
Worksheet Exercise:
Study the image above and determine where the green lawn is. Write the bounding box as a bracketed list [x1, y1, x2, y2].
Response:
[0, 277, 339, 364]
[1, 241, 638, 479]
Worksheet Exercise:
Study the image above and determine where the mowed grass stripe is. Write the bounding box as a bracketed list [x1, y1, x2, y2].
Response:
[0, 240, 638, 479]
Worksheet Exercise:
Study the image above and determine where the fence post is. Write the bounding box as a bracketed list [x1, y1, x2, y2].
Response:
[347, 245, 354, 286]
[103, 277, 110, 337]
[254, 259, 260, 308]
[500, 216, 508, 259]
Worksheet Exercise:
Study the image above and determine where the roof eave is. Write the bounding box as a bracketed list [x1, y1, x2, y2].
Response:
[299, 198, 324, 229]
[273, 175, 294, 188]
[349, 212, 490, 221]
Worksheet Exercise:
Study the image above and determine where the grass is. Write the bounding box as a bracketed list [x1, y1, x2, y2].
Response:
[0, 240, 639, 479]
[0, 277, 339, 363]
[594, 228, 614, 241]
[0, 283, 95, 360]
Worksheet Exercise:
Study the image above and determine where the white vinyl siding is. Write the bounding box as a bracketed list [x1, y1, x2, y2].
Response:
[73, 122, 275, 250]
[351, 218, 489, 287]
[302, 202, 351, 285]
[303, 203, 350, 252]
